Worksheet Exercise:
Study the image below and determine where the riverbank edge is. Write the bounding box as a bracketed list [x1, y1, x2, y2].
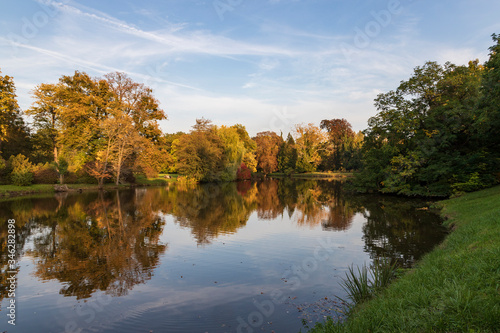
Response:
[0, 172, 351, 197]
[268, 172, 354, 179]
[0, 177, 172, 198]
[306, 185, 500, 333]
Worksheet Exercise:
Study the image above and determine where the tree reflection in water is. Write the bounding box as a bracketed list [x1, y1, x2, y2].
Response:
[0, 179, 446, 302]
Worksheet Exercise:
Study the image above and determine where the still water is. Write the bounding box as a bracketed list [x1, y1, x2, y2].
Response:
[0, 179, 447, 333]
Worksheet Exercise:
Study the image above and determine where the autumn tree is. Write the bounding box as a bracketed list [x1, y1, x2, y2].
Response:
[175, 119, 226, 182]
[232, 124, 257, 172]
[101, 112, 141, 185]
[105, 72, 166, 142]
[28, 71, 168, 184]
[293, 123, 326, 173]
[27, 83, 62, 163]
[253, 131, 283, 174]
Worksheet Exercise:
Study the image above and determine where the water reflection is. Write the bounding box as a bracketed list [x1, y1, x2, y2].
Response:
[0, 180, 446, 305]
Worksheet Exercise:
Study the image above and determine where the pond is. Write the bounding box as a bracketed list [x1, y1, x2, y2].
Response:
[0, 179, 447, 333]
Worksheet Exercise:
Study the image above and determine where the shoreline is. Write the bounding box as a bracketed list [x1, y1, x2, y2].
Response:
[307, 185, 500, 332]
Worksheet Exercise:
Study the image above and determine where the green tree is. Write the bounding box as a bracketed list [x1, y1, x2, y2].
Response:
[9, 154, 33, 186]
[320, 118, 355, 170]
[479, 34, 500, 156]
[175, 119, 226, 182]
[0, 69, 31, 160]
[55, 157, 69, 185]
[293, 123, 325, 173]
[356, 58, 494, 196]
[277, 133, 297, 174]
[27, 83, 61, 163]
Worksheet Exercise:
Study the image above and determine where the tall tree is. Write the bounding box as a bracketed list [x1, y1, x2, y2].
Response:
[175, 119, 226, 182]
[0, 69, 31, 159]
[356, 59, 492, 196]
[27, 83, 61, 162]
[320, 118, 355, 170]
[293, 123, 326, 173]
[479, 34, 500, 154]
[100, 112, 141, 185]
[277, 133, 297, 173]
[253, 131, 283, 174]
[105, 72, 166, 142]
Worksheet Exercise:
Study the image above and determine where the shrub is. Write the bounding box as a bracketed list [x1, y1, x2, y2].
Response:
[33, 163, 59, 184]
[451, 172, 486, 193]
[236, 163, 252, 180]
[9, 154, 33, 186]
[65, 168, 97, 184]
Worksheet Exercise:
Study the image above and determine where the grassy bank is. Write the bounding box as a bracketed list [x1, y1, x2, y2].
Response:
[0, 174, 175, 197]
[308, 186, 500, 333]
[269, 172, 353, 179]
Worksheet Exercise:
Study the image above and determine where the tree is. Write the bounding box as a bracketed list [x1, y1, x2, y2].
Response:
[253, 131, 283, 174]
[28, 71, 168, 183]
[277, 133, 297, 174]
[55, 157, 69, 185]
[105, 72, 166, 142]
[479, 34, 500, 154]
[175, 119, 226, 182]
[232, 124, 257, 172]
[100, 112, 141, 185]
[217, 125, 247, 181]
[0, 69, 31, 159]
[9, 154, 33, 186]
[27, 83, 61, 162]
[355, 59, 493, 196]
[320, 118, 355, 170]
[293, 123, 326, 173]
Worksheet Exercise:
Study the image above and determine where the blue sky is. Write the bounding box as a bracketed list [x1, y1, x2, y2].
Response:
[1, 0, 499, 136]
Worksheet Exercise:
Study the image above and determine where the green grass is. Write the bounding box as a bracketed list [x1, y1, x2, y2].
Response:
[307, 186, 500, 333]
[0, 174, 177, 197]
[0, 184, 56, 195]
[134, 174, 170, 185]
[269, 172, 354, 179]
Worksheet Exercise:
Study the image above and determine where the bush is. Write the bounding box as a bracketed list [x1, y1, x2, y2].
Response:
[451, 172, 486, 193]
[33, 163, 59, 184]
[236, 163, 252, 180]
[65, 168, 98, 184]
[9, 154, 33, 186]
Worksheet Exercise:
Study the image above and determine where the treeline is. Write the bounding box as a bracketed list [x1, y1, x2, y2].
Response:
[0, 69, 362, 185]
[1, 34, 499, 196]
[164, 118, 363, 182]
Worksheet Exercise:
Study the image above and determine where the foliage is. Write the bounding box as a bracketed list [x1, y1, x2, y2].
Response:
[55, 157, 69, 184]
[339, 259, 397, 308]
[354, 37, 500, 197]
[293, 123, 326, 173]
[253, 131, 283, 174]
[9, 154, 33, 186]
[33, 163, 59, 184]
[278, 133, 298, 174]
[175, 119, 227, 182]
[0, 69, 31, 160]
[236, 163, 252, 180]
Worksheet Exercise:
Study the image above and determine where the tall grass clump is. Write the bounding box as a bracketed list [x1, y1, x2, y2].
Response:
[339, 259, 397, 308]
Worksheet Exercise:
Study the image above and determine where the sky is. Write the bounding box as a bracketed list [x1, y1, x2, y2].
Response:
[1, 0, 499, 136]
